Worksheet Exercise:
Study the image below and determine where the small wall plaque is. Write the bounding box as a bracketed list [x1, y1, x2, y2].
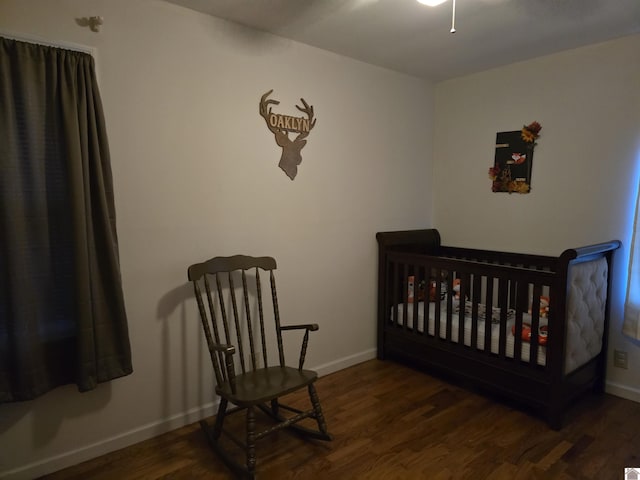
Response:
[259, 90, 316, 180]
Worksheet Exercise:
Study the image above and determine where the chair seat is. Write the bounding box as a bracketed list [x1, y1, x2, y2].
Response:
[216, 366, 318, 406]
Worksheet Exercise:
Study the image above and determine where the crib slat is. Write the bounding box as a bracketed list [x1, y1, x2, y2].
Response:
[434, 269, 444, 339]
[457, 274, 468, 344]
[513, 281, 528, 364]
[530, 284, 542, 366]
[446, 274, 454, 342]
[433, 271, 453, 339]
[498, 278, 508, 358]
[484, 276, 494, 355]
[471, 274, 481, 350]
[413, 265, 422, 335]
[509, 269, 518, 310]
[392, 261, 399, 329]
[402, 263, 409, 331]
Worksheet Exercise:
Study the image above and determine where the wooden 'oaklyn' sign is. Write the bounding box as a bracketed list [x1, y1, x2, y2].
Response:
[259, 90, 316, 180]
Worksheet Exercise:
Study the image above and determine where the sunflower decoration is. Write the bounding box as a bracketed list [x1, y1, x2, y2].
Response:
[521, 121, 542, 144]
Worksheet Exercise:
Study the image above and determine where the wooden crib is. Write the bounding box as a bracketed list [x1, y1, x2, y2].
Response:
[376, 229, 620, 429]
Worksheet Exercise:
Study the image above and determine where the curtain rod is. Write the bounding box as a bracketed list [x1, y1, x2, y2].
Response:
[0, 29, 94, 55]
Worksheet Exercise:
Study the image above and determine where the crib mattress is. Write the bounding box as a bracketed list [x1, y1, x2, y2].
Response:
[393, 301, 547, 366]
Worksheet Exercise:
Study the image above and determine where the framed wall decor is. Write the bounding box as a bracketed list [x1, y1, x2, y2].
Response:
[488, 121, 541, 194]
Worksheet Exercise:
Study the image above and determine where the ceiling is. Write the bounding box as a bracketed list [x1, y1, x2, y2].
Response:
[163, 0, 640, 81]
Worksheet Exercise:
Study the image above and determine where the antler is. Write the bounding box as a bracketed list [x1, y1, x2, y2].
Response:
[295, 98, 316, 141]
[259, 89, 280, 134]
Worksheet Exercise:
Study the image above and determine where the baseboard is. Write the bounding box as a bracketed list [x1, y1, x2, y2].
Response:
[1, 401, 219, 480]
[1, 348, 377, 480]
[314, 348, 377, 378]
[605, 380, 640, 404]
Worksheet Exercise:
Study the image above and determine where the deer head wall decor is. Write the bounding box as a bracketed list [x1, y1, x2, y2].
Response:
[259, 89, 316, 180]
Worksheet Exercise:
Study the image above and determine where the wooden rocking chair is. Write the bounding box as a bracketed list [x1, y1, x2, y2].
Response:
[187, 255, 332, 478]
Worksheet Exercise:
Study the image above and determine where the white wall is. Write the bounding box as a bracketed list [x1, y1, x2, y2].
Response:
[433, 34, 640, 401]
[0, 0, 434, 477]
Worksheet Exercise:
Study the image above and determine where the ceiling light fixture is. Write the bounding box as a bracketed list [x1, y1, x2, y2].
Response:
[450, 0, 456, 33]
[417, 0, 457, 33]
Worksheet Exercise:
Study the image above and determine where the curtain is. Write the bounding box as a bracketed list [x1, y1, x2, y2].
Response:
[624, 184, 640, 340]
[0, 37, 132, 402]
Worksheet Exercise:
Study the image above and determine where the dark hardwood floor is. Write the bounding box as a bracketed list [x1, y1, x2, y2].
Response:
[40, 359, 640, 479]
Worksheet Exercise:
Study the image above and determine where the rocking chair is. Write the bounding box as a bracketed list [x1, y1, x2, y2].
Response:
[187, 255, 332, 478]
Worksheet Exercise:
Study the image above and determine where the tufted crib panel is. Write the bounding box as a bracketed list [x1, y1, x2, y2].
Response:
[565, 257, 608, 374]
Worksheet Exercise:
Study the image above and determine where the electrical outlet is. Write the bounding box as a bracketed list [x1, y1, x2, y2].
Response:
[613, 349, 628, 369]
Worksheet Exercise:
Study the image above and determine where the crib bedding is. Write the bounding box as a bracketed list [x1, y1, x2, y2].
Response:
[393, 300, 548, 366]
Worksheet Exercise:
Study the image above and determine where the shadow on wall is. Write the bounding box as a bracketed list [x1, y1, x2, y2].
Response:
[156, 282, 208, 434]
[0, 375, 112, 452]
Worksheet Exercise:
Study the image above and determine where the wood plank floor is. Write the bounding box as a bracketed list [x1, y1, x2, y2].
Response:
[40, 359, 640, 479]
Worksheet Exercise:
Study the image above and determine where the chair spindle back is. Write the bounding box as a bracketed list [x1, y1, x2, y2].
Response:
[188, 255, 286, 387]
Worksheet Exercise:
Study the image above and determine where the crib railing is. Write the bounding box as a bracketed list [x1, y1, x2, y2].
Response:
[385, 251, 556, 370]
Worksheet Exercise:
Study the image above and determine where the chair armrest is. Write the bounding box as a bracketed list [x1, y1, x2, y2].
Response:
[210, 343, 236, 355]
[280, 323, 319, 332]
[208, 343, 237, 394]
[280, 324, 318, 370]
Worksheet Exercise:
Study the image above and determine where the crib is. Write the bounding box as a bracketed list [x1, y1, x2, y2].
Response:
[376, 229, 620, 429]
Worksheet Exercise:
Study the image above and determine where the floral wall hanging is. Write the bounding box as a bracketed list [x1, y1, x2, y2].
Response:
[488, 121, 541, 194]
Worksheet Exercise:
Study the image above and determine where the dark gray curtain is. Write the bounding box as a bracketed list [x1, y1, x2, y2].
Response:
[0, 37, 132, 402]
